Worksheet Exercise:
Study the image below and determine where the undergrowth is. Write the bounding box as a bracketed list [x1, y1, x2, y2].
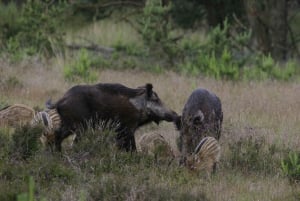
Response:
[225, 135, 291, 176]
[1, 2, 299, 81]
[0, 123, 209, 201]
[0, 120, 298, 201]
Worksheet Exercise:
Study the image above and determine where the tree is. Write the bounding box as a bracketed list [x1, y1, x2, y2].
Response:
[244, 0, 288, 60]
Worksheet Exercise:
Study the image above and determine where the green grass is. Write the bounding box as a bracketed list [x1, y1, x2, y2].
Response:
[0, 11, 300, 200]
[0, 69, 300, 200]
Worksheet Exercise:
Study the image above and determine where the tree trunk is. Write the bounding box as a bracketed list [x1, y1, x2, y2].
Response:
[269, 0, 288, 60]
[244, 0, 288, 60]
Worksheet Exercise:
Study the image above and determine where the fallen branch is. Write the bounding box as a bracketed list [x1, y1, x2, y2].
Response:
[71, 1, 144, 9]
[66, 44, 114, 57]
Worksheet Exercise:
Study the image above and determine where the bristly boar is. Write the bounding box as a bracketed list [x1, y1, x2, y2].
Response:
[137, 131, 174, 159]
[186, 136, 221, 177]
[0, 104, 35, 127]
[46, 83, 179, 151]
[177, 88, 223, 162]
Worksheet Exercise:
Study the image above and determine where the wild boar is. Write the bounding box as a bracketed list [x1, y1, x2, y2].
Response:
[0, 104, 35, 127]
[178, 88, 223, 162]
[46, 83, 179, 151]
[186, 136, 221, 177]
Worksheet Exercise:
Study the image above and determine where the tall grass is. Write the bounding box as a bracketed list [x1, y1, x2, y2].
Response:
[0, 13, 300, 200]
[0, 64, 299, 200]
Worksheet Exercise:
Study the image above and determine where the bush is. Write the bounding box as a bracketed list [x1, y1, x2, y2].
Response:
[0, 1, 66, 59]
[242, 55, 299, 81]
[10, 124, 43, 160]
[0, 2, 19, 49]
[64, 49, 97, 82]
[0, 129, 12, 160]
[281, 151, 300, 183]
[178, 19, 248, 79]
[67, 122, 155, 176]
[137, 0, 182, 66]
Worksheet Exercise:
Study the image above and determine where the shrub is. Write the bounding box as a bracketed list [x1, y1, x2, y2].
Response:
[281, 151, 300, 183]
[243, 55, 299, 81]
[137, 0, 182, 66]
[0, 2, 19, 49]
[68, 122, 157, 176]
[178, 19, 248, 79]
[180, 48, 240, 80]
[227, 136, 282, 175]
[0, 1, 66, 59]
[0, 129, 12, 160]
[10, 124, 43, 160]
[64, 49, 97, 82]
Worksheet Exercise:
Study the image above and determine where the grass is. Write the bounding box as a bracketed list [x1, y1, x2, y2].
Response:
[65, 17, 143, 48]
[1, 16, 300, 201]
[1, 59, 300, 200]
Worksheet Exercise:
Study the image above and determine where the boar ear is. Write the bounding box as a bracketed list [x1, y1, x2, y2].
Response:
[145, 83, 153, 98]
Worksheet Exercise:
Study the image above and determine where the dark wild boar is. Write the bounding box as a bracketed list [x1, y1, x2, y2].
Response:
[46, 83, 178, 151]
[177, 88, 223, 162]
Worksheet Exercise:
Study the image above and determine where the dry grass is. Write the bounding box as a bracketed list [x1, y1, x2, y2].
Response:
[1, 58, 300, 200]
[65, 19, 142, 47]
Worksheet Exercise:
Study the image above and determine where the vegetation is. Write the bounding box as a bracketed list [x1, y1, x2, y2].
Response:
[0, 0, 299, 200]
[0, 0, 299, 80]
[0, 1, 66, 59]
[1, 69, 299, 200]
[281, 151, 300, 184]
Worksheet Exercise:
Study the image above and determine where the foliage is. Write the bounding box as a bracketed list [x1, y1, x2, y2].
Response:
[10, 124, 43, 160]
[170, 0, 205, 29]
[137, 0, 181, 66]
[281, 151, 300, 183]
[0, 120, 210, 200]
[177, 20, 247, 79]
[227, 136, 283, 175]
[17, 177, 35, 201]
[64, 48, 97, 82]
[0, 2, 19, 49]
[242, 55, 299, 81]
[0, 1, 299, 82]
[0, 1, 66, 59]
[67, 0, 118, 22]
[171, 0, 246, 28]
[180, 48, 240, 80]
